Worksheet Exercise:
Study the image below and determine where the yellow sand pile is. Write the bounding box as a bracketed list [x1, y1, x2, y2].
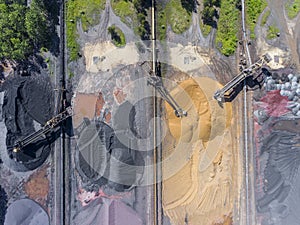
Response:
[162, 77, 234, 225]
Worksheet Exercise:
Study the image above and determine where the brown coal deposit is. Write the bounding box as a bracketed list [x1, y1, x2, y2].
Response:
[1, 76, 54, 171]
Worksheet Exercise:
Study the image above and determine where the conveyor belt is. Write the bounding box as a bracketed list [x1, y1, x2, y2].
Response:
[147, 76, 187, 117]
[13, 107, 73, 153]
[214, 54, 272, 102]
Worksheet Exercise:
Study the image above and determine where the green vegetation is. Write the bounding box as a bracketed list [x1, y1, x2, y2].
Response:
[66, 0, 105, 61]
[215, 0, 239, 56]
[246, 0, 267, 39]
[111, 0, 192, 40]
[165, 0, 192, 34]
[133, 0, 151, 40]
[267, 25, 280, 39]
[69, 71, 74, 78]
[200, 0, 220, 36]
[0, 2, 29, 61]
[199, 21, 212, 37]
[108, 25, 126, 47]
[260, 9, 270, 26]
[157, 9, 167, 40]
[286, 0, 300, 19]
[111, 0, 151, 40]
[0, 0, 54, 61]
[112, 0, 134, 20]
[25, 0, 53, 48]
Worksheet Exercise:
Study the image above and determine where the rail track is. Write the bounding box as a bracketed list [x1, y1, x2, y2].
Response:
[51, 0, 69, 224]
[241, 0, 254, 224]
[151, 0, 163, 224]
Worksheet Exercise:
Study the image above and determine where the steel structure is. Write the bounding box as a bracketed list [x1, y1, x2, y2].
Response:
[12, 107, 73, 154]
[214, 54, 272, 102]
[147, 75, 188, 117]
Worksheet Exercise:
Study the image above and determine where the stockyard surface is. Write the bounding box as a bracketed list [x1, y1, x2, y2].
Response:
[0, 0, 300, 225]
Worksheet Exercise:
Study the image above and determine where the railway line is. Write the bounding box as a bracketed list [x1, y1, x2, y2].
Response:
[151, 1, 163, 224]
[52, 0, 69, 224]
[241, 0, 254, 224]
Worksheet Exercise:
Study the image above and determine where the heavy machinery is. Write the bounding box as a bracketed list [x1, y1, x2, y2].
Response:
[141, 61, 188, 118]
[214, 54, 272, 102]
[12, 107, 73, 154]
[147, 75, 188, 117]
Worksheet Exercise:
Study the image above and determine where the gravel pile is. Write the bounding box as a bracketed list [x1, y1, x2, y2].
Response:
[264, 73, 300, 116]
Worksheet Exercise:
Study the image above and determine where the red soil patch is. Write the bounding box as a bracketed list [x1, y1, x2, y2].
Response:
[24, 165, 49, 209]
[73, 92, 112, 127]
[260, 90, 290, 117]
[73, 93, 98, 127]
[95, 92, 105, 117]
[95, 92, 111, 123]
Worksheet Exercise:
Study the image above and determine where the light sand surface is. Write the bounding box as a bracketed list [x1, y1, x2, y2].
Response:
[256, 34, 288, 69]
[83, 41, 139, 73]
[162, 77, 235, 225]
[168, 44, 214, 77]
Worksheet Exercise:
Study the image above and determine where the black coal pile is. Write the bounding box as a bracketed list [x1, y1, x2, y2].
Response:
[0, 185, 7, 225]
[76, 101, 144, 192]
[256, 122, 300, 225]
[1, 76, 54, 171]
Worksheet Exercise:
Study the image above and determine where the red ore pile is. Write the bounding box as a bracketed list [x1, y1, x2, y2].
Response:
[260, 90, 290, 117]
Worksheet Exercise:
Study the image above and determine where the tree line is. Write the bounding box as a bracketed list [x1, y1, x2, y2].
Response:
[0, 0, 58, 62]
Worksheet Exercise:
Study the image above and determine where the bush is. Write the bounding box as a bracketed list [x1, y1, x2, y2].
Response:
[286, 0, 300, 19]
[166, 0, 192, 34]
[267, 25, 280, 39]
[261, 9, 270, 26]
[108, 25, 126, 47]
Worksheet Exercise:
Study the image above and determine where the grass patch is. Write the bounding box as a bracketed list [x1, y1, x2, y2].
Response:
[267, 25, 280, 39]
[108, 25, 126, 47]
[111, 0, 151, 39]
[66, 0, 105, 61]
[157, 5, 167, 40]
[246, 0, 267, 39]
[286, 0, 300, 19]
[111, 0, 135, 22]
[111, 0, 137, 29]
[69, 71, 75, 78]
[199, 20, 212, 36]
[260, 9, 270, 26]
[215, 0, 239, 56]
[165, 0, 192, 34]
